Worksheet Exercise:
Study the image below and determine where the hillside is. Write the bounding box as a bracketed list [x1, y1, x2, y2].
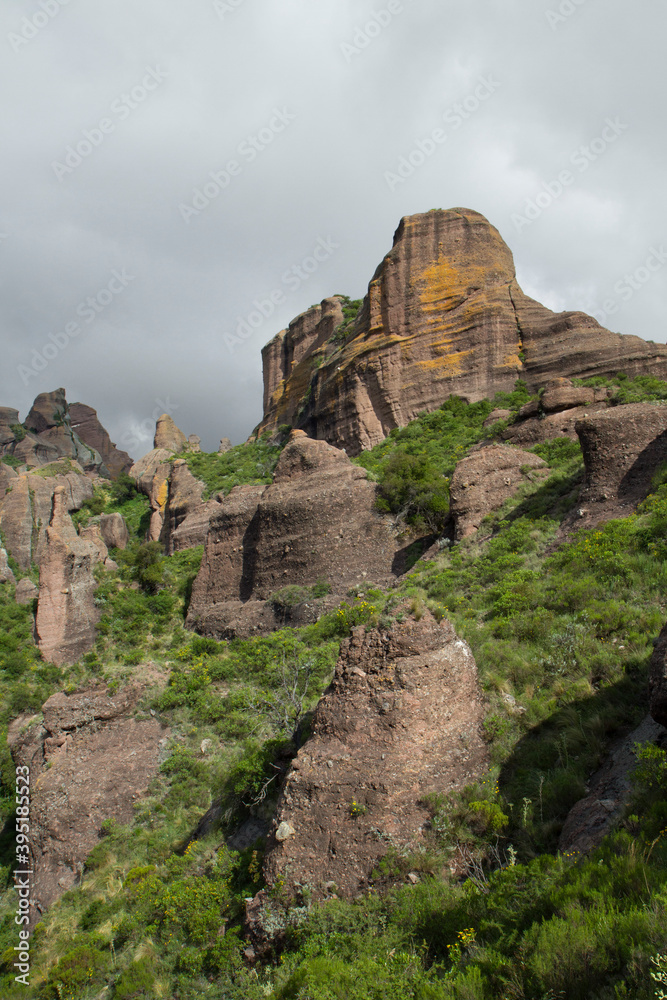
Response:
[1, 213, 667, 998]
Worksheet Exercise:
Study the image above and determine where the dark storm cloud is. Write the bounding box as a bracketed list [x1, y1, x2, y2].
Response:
[1, 0, 665, 456]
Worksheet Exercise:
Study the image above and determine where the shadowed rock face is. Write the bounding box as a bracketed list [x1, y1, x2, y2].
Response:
[8, 684, 169, 922]
[576, 403, 667, 505]
[187, 431, 400, 638]
[449, 444, 548, 539]
[649, 624, 667, 728]
[257, 209, 667, 455]
[246, 612, 487, 949]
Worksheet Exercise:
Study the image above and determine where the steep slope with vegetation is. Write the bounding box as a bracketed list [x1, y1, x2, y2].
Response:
[0, 376, 666, 998]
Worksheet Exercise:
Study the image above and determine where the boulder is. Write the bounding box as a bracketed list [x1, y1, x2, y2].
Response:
[218, 437, 232, 454]
[68, 402, 133, 478]
[15, 578, 38, 605]
[0, 547, 15, 585]
[249, 612, 487, 931]
[257, 209, 667, 455]
[483, 408, 511, 428]
[576, 403, 667, 505]
[449, 444, 548, 539]
[8, 684, 168, 921]
[99, 512, 129, 550]
[540, 378, 596, 413]
[649, 623, 667, 728]
[35, 487, 101, 665]
[153, 414, 187, 454]
[78, 522, 109, 563]
[186, 432, 400, 638]
[187, 434, 202, 453]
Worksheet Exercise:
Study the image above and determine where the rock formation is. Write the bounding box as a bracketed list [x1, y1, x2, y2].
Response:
[99, 511, 129, 550]
[558, 715, 666, 856]
[649, 623, 667, 728]
[187, 431, 400, 638]
[0, 546, 15, 585]
[501, 378, 612, 447]
[160, 458, 210, 554]
[257, 209, 667, 455]
[0, 463, 94, 572]
[576, 402, 667, 506]
[15, 578, 38, 605]
[449, 444, 548, 539]
[35, 487, 101, 665]
[247, 612, 487, 939]
[154, 413, 187, 454]
[0, 388, 130, 478]
[69, 402, 133, 478]
[8, 684, 169, 920]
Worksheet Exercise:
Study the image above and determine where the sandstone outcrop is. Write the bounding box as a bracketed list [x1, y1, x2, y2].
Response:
[248, 612, 487, 930]
[154, 413, 187, 454]
[35, 487, 101, 665]
[15, 578, 38, 604]
[218, 437, 232, 453]
[69, 402, 133, 478]
[161, 458, 208, 553]
[187, 432, 400, 638]
[649, 623, 667, 728]
[0, 464, 94, 572]
[257, 209, 667, 455]
[449, 444, 548, 539]
[99, 511, 129, 550]
[130, 447, 173, 542]
[8, 684, 169, 920]
[23, 389, 105, 472]
[576, 403, 667, 506]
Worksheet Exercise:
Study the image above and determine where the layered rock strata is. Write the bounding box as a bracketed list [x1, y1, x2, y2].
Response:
[449, 444, 548, 539]
[187, 431, 400, 638]
[257, 209, 667, 455]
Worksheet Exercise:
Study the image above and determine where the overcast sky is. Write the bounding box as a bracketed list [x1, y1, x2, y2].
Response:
[1, 0, 665, 457]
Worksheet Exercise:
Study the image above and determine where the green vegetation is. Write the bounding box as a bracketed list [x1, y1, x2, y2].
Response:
[575, 372, 667, 404]
[181, 435, 284, 500]
[330, 295, 363, 346]
[1, 379, 667, 997]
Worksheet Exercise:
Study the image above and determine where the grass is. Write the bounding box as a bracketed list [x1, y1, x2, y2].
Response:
[2, 378, 667, 997]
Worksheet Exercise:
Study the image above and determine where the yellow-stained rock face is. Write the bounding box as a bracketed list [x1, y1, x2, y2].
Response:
[256, 208, 667, 455]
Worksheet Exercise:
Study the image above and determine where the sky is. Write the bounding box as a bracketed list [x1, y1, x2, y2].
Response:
[1, 0, 665, 458]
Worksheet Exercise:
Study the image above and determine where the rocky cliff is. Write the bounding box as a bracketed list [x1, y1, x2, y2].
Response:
[257, 209, 667, 455]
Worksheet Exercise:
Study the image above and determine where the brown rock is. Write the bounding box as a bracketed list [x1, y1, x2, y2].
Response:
[0, 407, 20, 450]
[77, 522, 109, 563]
[483, 408, 511, 428]
[254, 612, 487, 914]
[449, 444, 548, 539]
[23, 389, 104, 472]
[218, 437, 232, 454]
[576, 402, 667, 505]
[558, 715, 665, 856]
[187, 434, 202, 453]
[0, 547, 16, 585]
[99, 512, 129, 550]
[69, 402, 133, 478]
[186, 433, 399, 638]
[649, 624, 667, 728]
[130, 448, 173, 542]
[541, 379, 595, 413]
[8, 684, 168, 919]
[0, 466, 94, 571]
[257, 209, 667, 455]
[15, 578, 38, 605]
[35, 487, 101, 665]
[153, 414, 187, 454]
[161, 459, 206, 553]
[502, 405, 606, 447]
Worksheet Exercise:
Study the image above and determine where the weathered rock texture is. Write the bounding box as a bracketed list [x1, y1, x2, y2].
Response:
[99, 512, 129, 550]
[449, 444, 548, 539]
[187, 431, 400, 638]
[257, 209, 667, 455]
[649, 623, 667, 728]
[8, 684, 168, 920]
[35, 487, 101, 665]
[130, 447, 173, 541]
[250, 613, 487, 920]
[576, 402, 667, 506]
[68, 402, 132, 478]
[160, 458, 215, 554]
[154, 413, 187, 454]
[0, 464, 94, 572]
[0, 547, 15, 585]
[558, 715, 666, 856]
[0, 388, 129, 477]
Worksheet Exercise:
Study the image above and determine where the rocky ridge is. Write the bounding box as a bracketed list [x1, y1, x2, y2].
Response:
[257, 209, 667, 455]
